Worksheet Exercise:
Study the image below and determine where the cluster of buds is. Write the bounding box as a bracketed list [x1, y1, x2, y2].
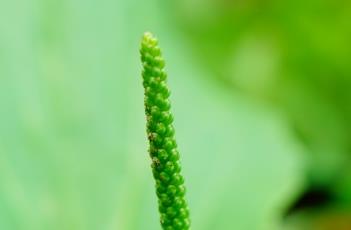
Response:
[140, 32, 190, 230]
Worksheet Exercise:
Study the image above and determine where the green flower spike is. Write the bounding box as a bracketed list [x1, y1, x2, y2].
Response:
[140, 32, 191, 230]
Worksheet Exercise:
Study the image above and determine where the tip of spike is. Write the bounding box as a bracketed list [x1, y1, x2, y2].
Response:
[143, 31, 154, 38]
[142, 31, 158, 46]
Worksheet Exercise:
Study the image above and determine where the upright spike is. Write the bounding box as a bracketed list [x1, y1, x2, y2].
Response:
[140, 32, 191, 230]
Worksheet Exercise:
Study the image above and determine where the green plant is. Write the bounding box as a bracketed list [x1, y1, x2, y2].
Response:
[140, 32, 191, 230]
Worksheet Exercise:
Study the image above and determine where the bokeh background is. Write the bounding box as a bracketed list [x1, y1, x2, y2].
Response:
[1, 0, 351, 229]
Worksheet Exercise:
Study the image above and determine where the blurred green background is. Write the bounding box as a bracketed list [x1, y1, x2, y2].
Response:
[1, 0, 351, 229]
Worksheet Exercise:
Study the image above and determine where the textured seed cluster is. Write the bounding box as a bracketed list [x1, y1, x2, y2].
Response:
[140, 32, 190, 230]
